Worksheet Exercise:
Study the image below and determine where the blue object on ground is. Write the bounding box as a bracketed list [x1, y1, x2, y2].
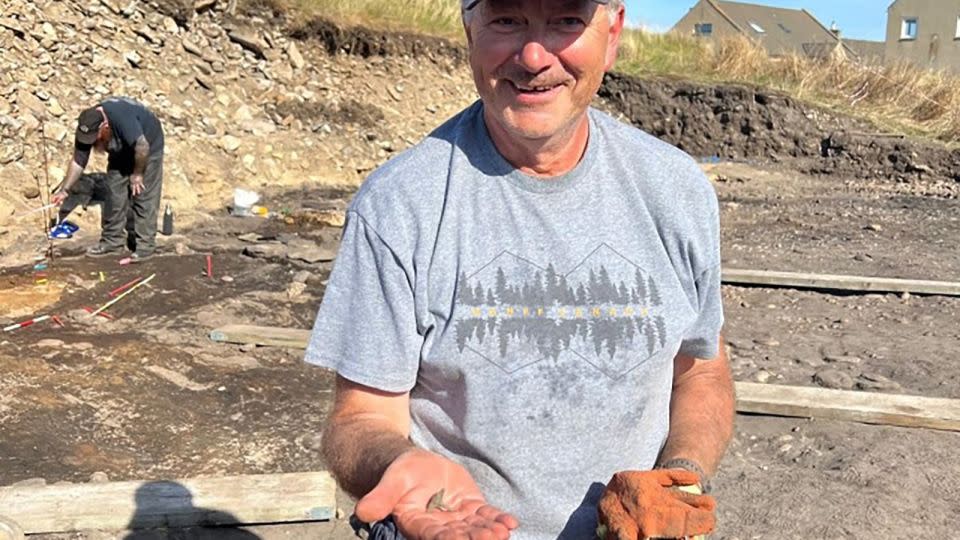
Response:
[49, 220, 80, 239]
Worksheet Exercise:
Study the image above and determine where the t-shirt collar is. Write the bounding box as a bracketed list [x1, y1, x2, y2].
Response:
[470, 101, 598, 194]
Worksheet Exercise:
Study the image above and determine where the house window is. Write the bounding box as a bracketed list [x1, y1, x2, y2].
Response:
[695, 23, 713, 36]
[777, 23, 791, 34]
[901, 17, 918, 40]
[749, 21, 765, 33]
[955, 16, 960, 39]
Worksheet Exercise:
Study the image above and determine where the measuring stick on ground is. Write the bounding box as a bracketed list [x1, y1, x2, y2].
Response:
[4, 315, 51, 332]
[108, 276, 144, 297]
[16, 203, 57, 220]
[39, 119, 56, 260]
[82, 307, 114, 320]
[88, 273, 156, 318]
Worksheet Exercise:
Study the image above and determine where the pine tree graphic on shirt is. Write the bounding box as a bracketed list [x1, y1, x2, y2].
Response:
[454, 244, 668, 379]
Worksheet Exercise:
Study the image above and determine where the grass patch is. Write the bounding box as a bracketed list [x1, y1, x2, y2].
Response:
[261, 0, 960, 143]
[276, 0, 464, 38]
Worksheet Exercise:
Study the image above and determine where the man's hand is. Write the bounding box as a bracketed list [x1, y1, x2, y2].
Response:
[355, 448, 518, 540]
[51, 191, 67, 206]
[130, 174, 145, 198]
[597, 469, 716, 540]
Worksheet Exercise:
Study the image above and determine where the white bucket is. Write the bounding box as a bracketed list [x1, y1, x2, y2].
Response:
[232, 188, 260, 216]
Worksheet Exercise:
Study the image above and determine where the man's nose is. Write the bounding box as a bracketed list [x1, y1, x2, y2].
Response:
[516, 37, 555, 73]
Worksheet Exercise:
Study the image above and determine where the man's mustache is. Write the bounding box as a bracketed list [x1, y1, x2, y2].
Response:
[497, 67, 571, 89]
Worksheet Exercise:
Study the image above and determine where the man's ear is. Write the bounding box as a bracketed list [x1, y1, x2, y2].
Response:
[463, 17, 474, 47]
[604, 5, 626, 72]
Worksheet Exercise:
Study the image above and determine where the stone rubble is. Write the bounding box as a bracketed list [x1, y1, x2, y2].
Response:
[0, 0, 477, 266]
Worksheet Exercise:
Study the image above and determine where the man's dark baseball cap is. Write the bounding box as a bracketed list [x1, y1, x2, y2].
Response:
[462, 0, 609, 10]
[75, 107, 104, 145]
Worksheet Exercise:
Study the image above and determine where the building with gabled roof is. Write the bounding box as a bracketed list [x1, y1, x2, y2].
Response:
[671, 0, 856, 59]
[885, 0, 960, 73]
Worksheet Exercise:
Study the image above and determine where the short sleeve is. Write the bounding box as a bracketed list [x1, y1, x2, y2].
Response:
[73, 141, 92, 169]
[304, 211, 422, 392]
[678, 263, 723, 359]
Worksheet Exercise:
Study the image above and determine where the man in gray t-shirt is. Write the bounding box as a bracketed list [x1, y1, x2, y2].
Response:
[306, 1, 735, 539]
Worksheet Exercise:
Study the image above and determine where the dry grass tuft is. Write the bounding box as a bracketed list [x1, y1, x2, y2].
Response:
[277, 0, 464, 38]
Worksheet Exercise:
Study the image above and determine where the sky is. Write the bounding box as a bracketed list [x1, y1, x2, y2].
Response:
[624, 0, 889, 41]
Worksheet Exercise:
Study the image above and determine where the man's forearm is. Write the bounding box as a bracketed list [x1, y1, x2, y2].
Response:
[659, 345, 735, 478]
[132, 136, 150, 176]
[59, 161, 85, 193]
[321, 414, 415, 499]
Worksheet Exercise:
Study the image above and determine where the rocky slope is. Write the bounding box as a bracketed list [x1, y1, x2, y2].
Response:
[0, 0, 476, 265]
[2, 0, 957, 267]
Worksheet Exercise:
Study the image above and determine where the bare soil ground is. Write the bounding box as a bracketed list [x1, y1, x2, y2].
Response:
[0, 188, 355, 539]
[2, 13, 959, 540]
[711, 163, 960, 539]
[3, 161, 958, 539]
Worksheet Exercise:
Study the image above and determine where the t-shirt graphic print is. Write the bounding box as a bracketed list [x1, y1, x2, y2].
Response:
[455, 243, 668, 380]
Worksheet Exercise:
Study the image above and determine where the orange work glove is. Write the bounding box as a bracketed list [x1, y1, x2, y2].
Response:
[597, 469, 716, 540]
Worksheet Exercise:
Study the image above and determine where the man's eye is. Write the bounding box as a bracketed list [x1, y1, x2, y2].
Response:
[491, 17, 520, 26]
[554, 17, 586, 27]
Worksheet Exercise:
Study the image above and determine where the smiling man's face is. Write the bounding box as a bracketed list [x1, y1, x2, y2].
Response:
[465, 0, 623, 144]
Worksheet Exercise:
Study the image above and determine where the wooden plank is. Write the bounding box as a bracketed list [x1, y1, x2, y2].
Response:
[735, 382, 960, 432]
[722, 268, 960, 297]
[209, 324, 311, 349]
[207, 325, 960, 432]
[0, 472, 335, 535]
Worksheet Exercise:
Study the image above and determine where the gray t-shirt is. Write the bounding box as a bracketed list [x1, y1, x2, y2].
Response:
[306, 102, 723, 540]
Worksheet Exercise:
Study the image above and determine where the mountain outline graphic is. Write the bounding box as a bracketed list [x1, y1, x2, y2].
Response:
[455, 244, 668, 379]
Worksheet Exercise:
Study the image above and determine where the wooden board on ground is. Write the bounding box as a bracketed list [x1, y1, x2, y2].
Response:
[722, 269, 960, 297]
[210, 325, 960, 432]
[736, 382, 960, 432]
[209, 324, 311, 349]
[0, 472, 335, 535]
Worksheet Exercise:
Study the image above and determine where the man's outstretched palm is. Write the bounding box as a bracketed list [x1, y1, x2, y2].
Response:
[355, 449, 519, 540]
